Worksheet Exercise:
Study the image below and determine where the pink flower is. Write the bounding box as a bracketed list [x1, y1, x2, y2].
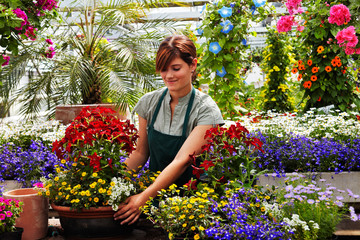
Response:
[285, 0, 302, 15]
[345, 47, 356, 55]
[356, 48, 360, 54]
[33, 182, 44, 188]
[35, 0, 59, 11]
[0, 214, 5, 220]
[277, 15, 295, 33]
[45, 38, 53, 45]
[5, 211, 13, 217]
[2, 55, 10, 66]
[25, 26, 37, 40]
[12, 8, 28, 30]
[45, 46, 56, 58]
[328, 4, 351, 26]
[336, 26, 358, 48]
[297, 25, 305, 32]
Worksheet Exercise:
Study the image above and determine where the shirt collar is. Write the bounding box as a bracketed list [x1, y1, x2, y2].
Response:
[165, 87, 194, 104]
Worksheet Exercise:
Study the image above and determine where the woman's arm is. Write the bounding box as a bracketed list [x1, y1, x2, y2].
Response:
[114, 124, 212, 225]
[124, 116, 150, 172]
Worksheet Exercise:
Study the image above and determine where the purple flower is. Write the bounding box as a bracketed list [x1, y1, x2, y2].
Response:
[307, 199, 315, 204]
[12, 8, 28, 30]
[2, 55, 10, 66]
[45, 38, 53, 45]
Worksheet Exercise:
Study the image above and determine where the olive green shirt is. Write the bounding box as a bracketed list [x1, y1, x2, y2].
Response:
[133, 87, 224, 137]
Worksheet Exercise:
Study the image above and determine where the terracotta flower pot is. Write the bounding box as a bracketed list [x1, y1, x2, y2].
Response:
[51, 204, 133, 239]
[3, 188, 48, 240]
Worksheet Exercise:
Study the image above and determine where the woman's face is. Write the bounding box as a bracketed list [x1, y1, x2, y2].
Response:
[160, 57, 197, 97]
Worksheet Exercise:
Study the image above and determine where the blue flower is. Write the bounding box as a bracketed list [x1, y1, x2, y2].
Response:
[230, 2, 235, 8]
[200, 4, 206, 14]
[216, 66, 227, 77]
[242, 39, 247, 46]
[253, 0, 266, 8]
[220, 20, 234, 34]
[209, 42, 222, 54]
[250, 5, 256, 15]
[197, 28, 204, 35]
[218, 6, 232, 18]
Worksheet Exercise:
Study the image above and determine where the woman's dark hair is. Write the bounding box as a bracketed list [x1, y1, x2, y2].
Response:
[156, 35, 197, 81]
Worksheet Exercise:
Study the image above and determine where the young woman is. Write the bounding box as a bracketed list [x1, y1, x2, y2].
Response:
[114, 35, 224, 225]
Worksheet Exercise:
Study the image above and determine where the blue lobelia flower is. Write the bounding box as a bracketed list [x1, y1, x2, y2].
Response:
[230, 2, 235, 8]
[218, 6, 232, 18]
[250, 5, 256, 15]
[197, 28, 204, 35]
[200, 4, 206, 14]
[253, 0, 266, 8]
[216, 66, 227, 77]
[209, 42, 222, 54]
[242, 39, 247, 46]
[220, 20, 234, 34]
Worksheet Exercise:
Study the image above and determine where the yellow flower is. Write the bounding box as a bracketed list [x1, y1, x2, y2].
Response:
[94, 197, 99, 203]
[46, 191, 50, 196]
[202, 193, 207, 198]
[62, 182, 67, 186]
[271, 97, 276, 101]
[187, 204, 193, 209]
[72, 163, 77, 167]
[191, 226, 196, 231]
[189, 215, 195, 219]
[110, 182, 115, 186]
[82, 172, 87, 177]
[168, 233, 174, 240]
[261, 207, 266, 212]
[61, 159, 66, 164]
[273, 66, 280, 71]
[54, 177, 59, 181]
[194, 234, 200, 240]
[198, 226, 205, 231]
[182, 223, 187, 228]
[98, 179, 103, 183]
[92, 173, 98, 177]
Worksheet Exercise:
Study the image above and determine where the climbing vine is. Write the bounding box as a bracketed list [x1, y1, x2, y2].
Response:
[196, 0, 271, 119]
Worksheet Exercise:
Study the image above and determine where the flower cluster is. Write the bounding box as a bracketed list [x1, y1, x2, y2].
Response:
[0, 119, 65, 149]
[0, 197, 23, 234]
[205, 184, 290, 240]
[108, 177, 135, 211]
[144, 184, 220, 240]
[192, 122, 265, 190]
[40, 107, 140, 210]
[0, 0, 59, 66]
[0, 140, 61, 187]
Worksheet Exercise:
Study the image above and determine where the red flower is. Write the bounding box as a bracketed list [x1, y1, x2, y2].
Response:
[184, 179, 198, 190]
[192, 165, 204, 179]
[200, 160, 215, 171]
[89, 152, 102, 172]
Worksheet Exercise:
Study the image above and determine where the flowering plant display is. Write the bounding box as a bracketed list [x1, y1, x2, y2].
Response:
[266, 173, 359, 240]
[143, 184, 220, 240]
[260, 27, 295, 112]
[39, 107, 141, 210]
[0, 197, 23, 233]
[196, 0, 272, 119]
[0, 140, 61, 187]
[277, 0, 360, 111]
[0, 0, 60, 66]
[192, 121, 266, 191]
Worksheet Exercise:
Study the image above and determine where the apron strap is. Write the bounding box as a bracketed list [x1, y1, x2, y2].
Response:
[182, 87, 195, 137]
[149, 88, 168, 128]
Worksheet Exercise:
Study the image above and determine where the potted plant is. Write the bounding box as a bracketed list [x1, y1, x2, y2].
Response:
[0, 0, 177, 120]
[38, 106, 154, 238]
[0, 197, 24, 240]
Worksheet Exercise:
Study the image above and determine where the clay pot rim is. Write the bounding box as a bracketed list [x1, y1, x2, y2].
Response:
[51, 203, 114, 212]
[3, 188, 43, 198]
[51, 203, 116, 219]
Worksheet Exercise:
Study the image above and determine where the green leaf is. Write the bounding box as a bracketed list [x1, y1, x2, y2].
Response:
[224, 54, 233, 61]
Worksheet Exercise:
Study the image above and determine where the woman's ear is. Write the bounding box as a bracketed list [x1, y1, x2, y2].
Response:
[191, 58, 198, 71]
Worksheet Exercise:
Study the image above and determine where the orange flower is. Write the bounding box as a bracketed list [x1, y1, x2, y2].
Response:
[312, 67, 319, 73]
[335, 56, 340, 61]
[336, 61, 342, 67]
[298, 60, 303, 65]
[310, 75, 317, 81]
[299, 65, 305, 70]
[325, 66, 332, 72]
[307, 60, 312, 66]
[292, 68, 298, 74]
[303, 81, 312, 89]
[331, 59, 337, 67]
[317, 96, 321, 102]
[297, 74, 303, 81]
[317, 46, 324, 53]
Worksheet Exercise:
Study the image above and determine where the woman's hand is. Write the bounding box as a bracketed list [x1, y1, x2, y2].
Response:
[113, 193, 148, 225]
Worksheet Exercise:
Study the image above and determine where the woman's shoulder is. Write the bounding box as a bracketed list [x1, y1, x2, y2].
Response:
[194, 89, 218, 108]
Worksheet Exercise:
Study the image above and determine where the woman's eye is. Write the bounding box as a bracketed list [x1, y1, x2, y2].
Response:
[173, 68, 180, 71]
